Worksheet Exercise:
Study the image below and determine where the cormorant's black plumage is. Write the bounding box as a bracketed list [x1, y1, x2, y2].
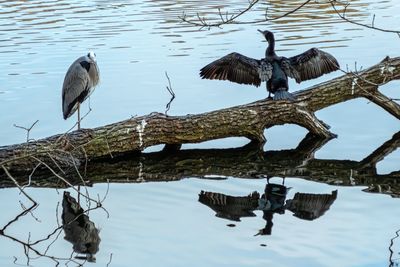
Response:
[200, 30, 340, 100]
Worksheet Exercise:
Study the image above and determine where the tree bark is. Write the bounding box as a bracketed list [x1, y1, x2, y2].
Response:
[0, 56, 399, 173]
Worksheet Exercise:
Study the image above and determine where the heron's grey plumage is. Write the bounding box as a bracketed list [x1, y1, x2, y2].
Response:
[62, 52, 99, 120]
[199, 30, 339, 100]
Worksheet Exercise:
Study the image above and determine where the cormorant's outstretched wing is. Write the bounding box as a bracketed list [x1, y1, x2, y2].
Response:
[282, 48, 339, 83]
[200, 52, 270, 87]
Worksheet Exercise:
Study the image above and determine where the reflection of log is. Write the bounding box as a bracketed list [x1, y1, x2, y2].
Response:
[1, 132, 399, 197]
[0, 57, 400, 173]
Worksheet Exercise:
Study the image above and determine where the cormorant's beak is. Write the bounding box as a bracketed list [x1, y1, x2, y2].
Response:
[258, 29, 268, 42]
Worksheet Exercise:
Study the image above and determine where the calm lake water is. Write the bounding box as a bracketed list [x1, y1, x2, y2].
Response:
[0, 0, 400, 266]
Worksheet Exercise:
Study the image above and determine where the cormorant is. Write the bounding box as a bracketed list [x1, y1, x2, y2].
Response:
[200, 30, 339, 100]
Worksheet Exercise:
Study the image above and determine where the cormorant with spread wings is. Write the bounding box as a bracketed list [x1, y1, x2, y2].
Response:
[200, 30, 339, 100]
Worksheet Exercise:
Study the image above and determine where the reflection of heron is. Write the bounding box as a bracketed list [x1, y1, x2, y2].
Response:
[200, 30, 339, 100]
[62, 191, 101, 262]
[62, 52, 100, 130]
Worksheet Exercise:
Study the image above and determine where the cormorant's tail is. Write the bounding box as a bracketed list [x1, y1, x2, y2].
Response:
[273, 90, 295, 101]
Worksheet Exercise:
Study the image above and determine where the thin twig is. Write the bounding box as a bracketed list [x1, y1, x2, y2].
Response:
[180, 0, 400, 35]
[29, 156, 97, 203]
[106, 253, 113, 267]
[180, 0, 260, 28]
[1, 165, 37, 206]
[389, 228, 400, 267]
[164, 71, 176, 115]
[23, 162, 42, 189]
[330, 1, 400, 34]
[13, 120, 39, 143]
[180, 0, 312, 28]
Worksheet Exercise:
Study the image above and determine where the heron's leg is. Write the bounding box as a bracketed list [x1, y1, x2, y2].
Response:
[77, 103, 81, 130]
[267, 91, 272, 100]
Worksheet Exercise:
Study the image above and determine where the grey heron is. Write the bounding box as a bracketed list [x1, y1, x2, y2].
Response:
[200, 30, 339, 100]
[62, 52, 100, 130]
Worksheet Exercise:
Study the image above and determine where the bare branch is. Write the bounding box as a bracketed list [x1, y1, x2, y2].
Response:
[1, 165, 37, 206]
[389, 228, 400, 267]
[13, 120, 39, 143]
[329, 1, 400, 34]
[180, 0, 260, 28]
[180, 0, 400, 35]
[164, 71, 175, 115]
[106, 253, 113, 267]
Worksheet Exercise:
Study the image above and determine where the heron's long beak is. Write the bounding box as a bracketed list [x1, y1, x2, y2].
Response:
[257, 29, 263, 34]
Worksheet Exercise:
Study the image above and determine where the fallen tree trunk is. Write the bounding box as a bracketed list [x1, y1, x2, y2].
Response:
[0, 56, 400, 173]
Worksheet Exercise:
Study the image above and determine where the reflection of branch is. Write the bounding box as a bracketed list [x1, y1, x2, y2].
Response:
[0, 169, 77, 266]
[0, 190, 106, 266]
[1, 147, 109, 265]
[2, 217, 86, 266]
[389, 228, 400, 267]
[107, 253, 113, 267]
[2, 132, 399, 196]
[1, 165, 37, 208]
[359, 131, 400, 168]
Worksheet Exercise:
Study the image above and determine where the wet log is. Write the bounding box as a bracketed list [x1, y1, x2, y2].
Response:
[0, 56, 400, 173]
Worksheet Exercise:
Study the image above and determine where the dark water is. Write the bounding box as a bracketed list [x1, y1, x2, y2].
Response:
[0, 0, 399, 266]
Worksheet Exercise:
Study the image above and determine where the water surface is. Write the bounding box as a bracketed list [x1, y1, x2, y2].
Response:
[0, 0, 399, 266]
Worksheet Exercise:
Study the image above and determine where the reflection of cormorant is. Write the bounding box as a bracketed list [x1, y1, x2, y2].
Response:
[198, 181, 338, 236]
[62, 191, 101, 262]
[199, 190, 259, 221]
[285, 190, 338, 220]
[259, 181, 290, 213]
[256, 181, 290, 235]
